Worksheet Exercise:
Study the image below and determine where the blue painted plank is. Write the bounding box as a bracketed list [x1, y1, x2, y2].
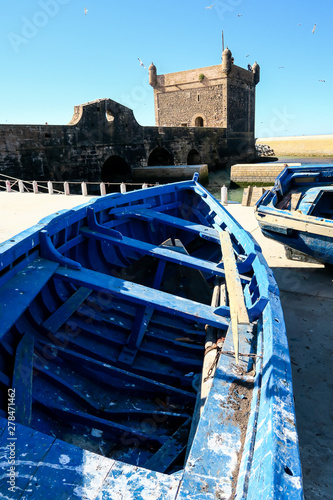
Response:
[20, 438, 114, 499]
[42, 287, 92, 333]
[55, 266, 230, 330]
[34, 342, 196, 401]
[235, 322, 263, 499]
[0, 371, 11, 388]
[0, 422, 55, 498]
[38, 406, 167, 446]
[109, 202, 153, 214]
[0, 417, 8, 435]
[12, 334, 34, 426]
[112, 208, 221, 243]
[80, 227, 251, 284]
[118, 249, 168, 365]
[0, 250, 39, 290]
[0, 257, 59, 337]
[118, 305, 154, 365]
[94, 461, 179, 500]
[144, 417, 192, 473]
[245, 299, 303, 499]
[177, 322, 256, 499]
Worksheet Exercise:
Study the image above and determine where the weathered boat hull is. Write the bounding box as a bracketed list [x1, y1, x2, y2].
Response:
[255, 164, 333, 265]
[0, 176, 303, 498]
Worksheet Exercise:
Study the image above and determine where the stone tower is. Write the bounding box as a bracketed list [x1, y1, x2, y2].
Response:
[149, 48, 260, 133]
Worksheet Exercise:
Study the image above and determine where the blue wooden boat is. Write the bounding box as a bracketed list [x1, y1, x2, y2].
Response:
[255, 164, 333, 265]
[0, 175, 303, 499]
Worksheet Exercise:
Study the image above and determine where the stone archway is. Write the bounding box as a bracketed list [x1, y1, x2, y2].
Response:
[195, 116, 204, 127]
[187, 149, 202, 165]
[148, 147, 174, 166]
[101, 156, 131, 192]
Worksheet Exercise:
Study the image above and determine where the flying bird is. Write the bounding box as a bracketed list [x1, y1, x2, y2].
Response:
[205, 4, 214, 9]
[312, 23, 316, 34]
[278, 66, 285, 68]
[84, 7, 88, 15]
[237, 14, 243, 17]
[319, 80, 326, 82]
[138, 58, 146, 69]
[246, 54, 250, 57]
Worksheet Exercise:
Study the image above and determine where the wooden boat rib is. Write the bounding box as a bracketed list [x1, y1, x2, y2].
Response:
[0, 176, 303, 498]
[255, 164, 333, 265]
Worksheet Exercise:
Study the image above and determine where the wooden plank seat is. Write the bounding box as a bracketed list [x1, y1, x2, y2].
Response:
[54, 266, 231, 330]
[80, 226, 252, 284]
[111, 207, 221, 243]
[80, 219, 252, 285]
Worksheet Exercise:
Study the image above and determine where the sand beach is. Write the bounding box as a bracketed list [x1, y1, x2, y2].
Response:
[256, 134, 333, 157]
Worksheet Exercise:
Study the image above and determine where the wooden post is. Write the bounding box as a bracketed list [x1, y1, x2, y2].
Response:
[47, 181, 53, 195]
[5, 180, 11, 192]
[219, 231, 250, 363]
[18, 180, 25, 193]
[33, 181, 38, 194]
[81, 182, 87, 196]
[100, 182, 106, 196]
[64, 181, 70, 196]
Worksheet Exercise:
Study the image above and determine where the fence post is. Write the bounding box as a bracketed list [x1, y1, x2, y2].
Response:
[48, 181, 54, 195]
[18, 180, 25, 193]
[120, 182, 126, 194]
[100, 182, 106, 196]
[33, 181, 38, 194]
[64, 181, 70, 195]
[5, 180, 11, 192]
[221, 185, 228, 205]
[81, 182, 88, 196]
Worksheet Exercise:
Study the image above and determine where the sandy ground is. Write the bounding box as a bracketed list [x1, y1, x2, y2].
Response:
[256, 134, 333, 156]
[0, 192, 332, 499]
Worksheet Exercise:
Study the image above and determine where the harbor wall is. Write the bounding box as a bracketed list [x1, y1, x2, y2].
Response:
[0, 98, 256, 184]
[230, 162, 301, 186]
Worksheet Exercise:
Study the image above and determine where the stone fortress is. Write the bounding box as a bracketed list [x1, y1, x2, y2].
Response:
[149, 47, 259, 130]
[0, 47, 259, 184]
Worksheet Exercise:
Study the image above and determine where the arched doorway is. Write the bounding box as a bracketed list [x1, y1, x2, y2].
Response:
[194, 116, 204, 127]
[148, 147, 174, 166]
[187, 149, 201, 165]
[101, 155, 131, 192]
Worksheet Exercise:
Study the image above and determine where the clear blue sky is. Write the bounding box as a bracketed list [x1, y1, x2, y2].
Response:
[1, 0, 332, 137]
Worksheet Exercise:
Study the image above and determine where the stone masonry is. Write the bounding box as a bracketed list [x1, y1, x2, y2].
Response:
[149, 47, 260, 134]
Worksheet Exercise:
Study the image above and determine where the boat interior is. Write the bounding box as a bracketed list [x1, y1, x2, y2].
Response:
[0, 184, 261, 474]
